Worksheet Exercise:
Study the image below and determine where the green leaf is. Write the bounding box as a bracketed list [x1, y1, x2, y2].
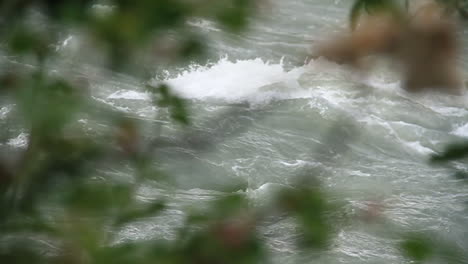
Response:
[350, 0, 365, 30]
[277, 185, 333, 250]
[8, 27, 49, 58]
[400, 234, 433, 262]
[349, 0, 404, 30]
[147, 84, 190, 125]
[65, 183, 132, 216]
[0, 245, 46, 264]
[431, 141, 468, 163]
[114, 201, 166, 227]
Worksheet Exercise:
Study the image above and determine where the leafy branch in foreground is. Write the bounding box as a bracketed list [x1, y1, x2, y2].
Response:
[0, 1, 270, 263]
[349, 0, 404, 30]
[0, 0, 349, 263]
[350, 0, 468, 29]
[1, 0, 467, 263]
[430, 141, 468, 163]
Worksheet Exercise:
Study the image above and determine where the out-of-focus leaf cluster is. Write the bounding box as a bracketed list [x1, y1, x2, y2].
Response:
[0, 0, 349, 263]
[1, 0, 467, 263]
[350, 0, 468, 29]
[349, 0, 404, 30]
[430, 141, 468, 182]
[431, 141, 468, 163]
[399, 232, 467, 264]
[2, 0, 257, 68]
[147, 83, 189, 125]
[277, 183, 334, 249]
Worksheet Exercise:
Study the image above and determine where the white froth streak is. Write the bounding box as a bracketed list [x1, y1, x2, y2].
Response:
[153, 57, 304, 102]
[453, 123, 468, 138]
[101, 57, 393, 106]
[108, 90, 150, 100]
[7, 132, 28, 148]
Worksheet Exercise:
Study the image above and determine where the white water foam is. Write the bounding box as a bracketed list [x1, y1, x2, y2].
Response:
[402, 141, 434, 155]
[151, 56, 413, 106]
[187, 19, 221, 32]
[108, 90, 149, 100]
[0, 105, 12, 120]
[7, 132, 28, 148]
[150, 57, 307, 103]
[453, 123, 468, 138]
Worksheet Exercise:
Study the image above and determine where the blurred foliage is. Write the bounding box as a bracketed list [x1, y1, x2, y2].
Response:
[400, 233, 434, 263]
[399, 232, 468, 264]
[0, 0, 467, 263]
[431, 141, 468, 163]
[276, 182, 334, 250]
[147, 83, 190, 125]
[0, 0, 346, 263]
[349, 0, 404, 30]
[430, 141, 468, 185]
[350, 0, 468, 29]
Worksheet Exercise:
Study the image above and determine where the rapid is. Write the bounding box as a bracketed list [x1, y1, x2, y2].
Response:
[3, 0, 468, 263]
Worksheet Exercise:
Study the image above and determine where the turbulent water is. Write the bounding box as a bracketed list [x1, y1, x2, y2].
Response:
[4, 0, 468, 263]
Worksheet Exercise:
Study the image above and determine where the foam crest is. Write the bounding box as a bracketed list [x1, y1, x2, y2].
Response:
[106, 57, 362, 108]
[151, 57, 306, 103]
[453, 123, 468, 138]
